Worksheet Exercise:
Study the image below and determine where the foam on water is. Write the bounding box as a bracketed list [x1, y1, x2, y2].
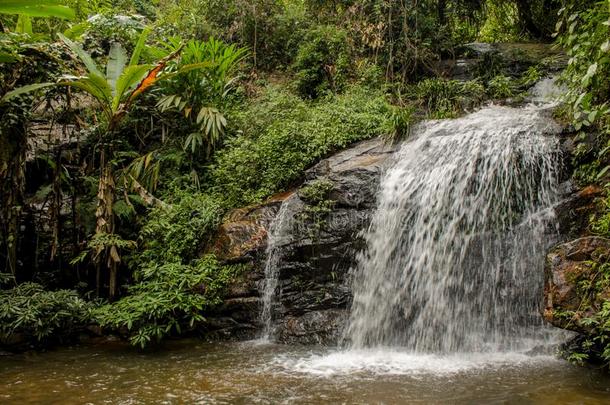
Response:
[273, 349, 561, 376]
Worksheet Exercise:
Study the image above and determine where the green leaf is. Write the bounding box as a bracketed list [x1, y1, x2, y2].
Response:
[0, 1, 75, 20]
[106, 43, 128, 95]
[597, 166, 610, 180]
[174, 61, 214, 75]
[59, 74, 113, 117]
[129, 27, 151, 67]
[15, 14, 32, 34]
[0, 51, 20, 63]
[62, 21, 87, 40]
[582, 63, 598, 84]
[0, 82, 54, 103]
[58, 33, 103, 77]
[112, 64, 151, 111]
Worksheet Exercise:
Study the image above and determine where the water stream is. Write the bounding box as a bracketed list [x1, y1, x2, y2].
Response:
[258, 200, 293, 342]
[346, 103, 565, 352]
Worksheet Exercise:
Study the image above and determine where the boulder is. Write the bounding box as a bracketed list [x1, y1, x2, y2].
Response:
[211, 192, 291, 263]
[543, 236, 610, 334]
[440, 42, 566, 81]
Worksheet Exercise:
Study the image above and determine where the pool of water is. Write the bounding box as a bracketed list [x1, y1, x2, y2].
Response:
[1, 340, 609, 404]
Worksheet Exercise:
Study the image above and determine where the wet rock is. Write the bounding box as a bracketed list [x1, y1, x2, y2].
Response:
[204, 138, 397, 344]
[441, 42, 565, 81]
[554, 185, 603, 238]
[277, 309, 347, 345]
[543, 236, 610, 334]
[211, 192, 291, 263]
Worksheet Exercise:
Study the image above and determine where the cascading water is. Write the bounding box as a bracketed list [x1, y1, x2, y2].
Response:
[258, 201, 293, 342]
[345, 104, 565, 353]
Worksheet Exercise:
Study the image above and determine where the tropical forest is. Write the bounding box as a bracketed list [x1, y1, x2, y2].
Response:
[1, 0, 610, 402]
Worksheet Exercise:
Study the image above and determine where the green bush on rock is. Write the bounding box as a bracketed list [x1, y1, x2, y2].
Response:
[409, 79, 486, 119]
[0, 283, 90, 347]
[210, 85, 391, 207]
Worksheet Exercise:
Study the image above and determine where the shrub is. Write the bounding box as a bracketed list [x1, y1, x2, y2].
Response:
[410, 79, 485, 119]
[557, 1, 610, 133]
[487, 75, 516, 99]
[94, 256, 242, 348]
[135, 192, 223, 266]
[385, 106, 416, 143]
[157, 37, 248, 156]
[0, 283, 90, 347]
[80, 13, 146, 57]
[293, 25, 351, 99]
[93, 191, 234, 348]
[210, 85, 391, 207]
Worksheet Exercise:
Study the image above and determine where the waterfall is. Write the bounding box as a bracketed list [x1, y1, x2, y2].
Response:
[346, 104, 564, 353]
[258, 200, 293, 342]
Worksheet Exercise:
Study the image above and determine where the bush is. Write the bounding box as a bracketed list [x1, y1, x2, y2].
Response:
[94, 256, 242, 348]
[80, 13, 147, 57]
[135, 192, 223, 266]
[410, 79, 486, 119]
[557, 1, 610, 133]
[385, 106, 416, 143]
[0, 283, 90, 347]
[556, 2, 610, 367]
[487, 75, 516, 99]
[93, 191, 235, 348]
[158, 0, 308, 70]
[293, 25, 351, 99]
[209, 85, 391, 207]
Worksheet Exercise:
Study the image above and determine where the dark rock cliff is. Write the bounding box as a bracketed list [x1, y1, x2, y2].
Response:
[202, 138, 397, 343]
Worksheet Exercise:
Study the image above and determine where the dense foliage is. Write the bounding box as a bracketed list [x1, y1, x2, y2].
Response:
[210, 84, 391, 207]
[0, 282, 90, 346]
[554, 0, 610, 368]
[0, 0, 605, 356]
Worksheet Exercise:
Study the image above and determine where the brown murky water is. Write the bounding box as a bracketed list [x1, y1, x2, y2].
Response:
[1, 340, 609, 404]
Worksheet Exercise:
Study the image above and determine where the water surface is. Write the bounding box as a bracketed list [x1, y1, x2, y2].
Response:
[1, 340, 609, 404]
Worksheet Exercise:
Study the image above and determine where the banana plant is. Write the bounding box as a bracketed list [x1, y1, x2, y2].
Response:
[0, 29, 210, 300]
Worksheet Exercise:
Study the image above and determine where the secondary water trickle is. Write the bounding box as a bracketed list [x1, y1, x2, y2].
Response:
[346, 104, 565, 353]
[258, 200, 293, 342]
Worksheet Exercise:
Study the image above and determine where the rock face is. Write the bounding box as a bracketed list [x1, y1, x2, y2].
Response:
[204, 117, 583, 345]
[440, 42, 565, 81]
[544, 237, 610, 334]
[204, 138, 397, 343]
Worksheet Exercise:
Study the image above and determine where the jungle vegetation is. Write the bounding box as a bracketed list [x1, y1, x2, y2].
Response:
[0, 0, 608, 366]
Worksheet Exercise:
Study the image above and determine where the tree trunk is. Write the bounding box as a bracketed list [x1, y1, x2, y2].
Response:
[514, 0, 543, 39]
[438, 0, 447, 25]
[94, 147, 119, 300]
[0, 122, 26, 281]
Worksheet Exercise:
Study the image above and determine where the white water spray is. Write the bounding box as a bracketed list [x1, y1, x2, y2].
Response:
[258, 201, 293, 342]
[345, 104, 564, 352]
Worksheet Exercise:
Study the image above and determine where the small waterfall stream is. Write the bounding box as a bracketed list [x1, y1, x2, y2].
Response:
[258, 201, 293, 342]
[346, 104, 564, 352]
